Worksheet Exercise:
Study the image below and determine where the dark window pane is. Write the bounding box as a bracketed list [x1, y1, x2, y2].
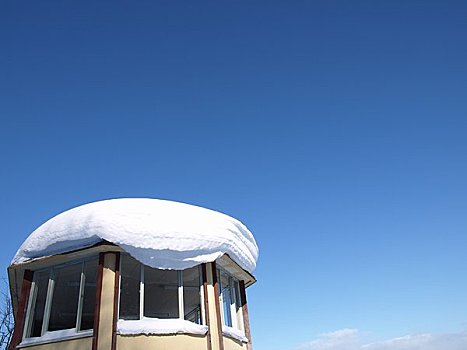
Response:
[80, 259, 98, 330]
[217, 269, 221, 296]
[183, 266, 201, 324]
[144, 267, 178, 319]
[48, 263, 82, 331]
[234, 280, 241, 315]
[119, 255, 141, 320]
[29, 271, 50, 337]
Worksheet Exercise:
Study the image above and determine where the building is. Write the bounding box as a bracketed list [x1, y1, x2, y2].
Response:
[8, 198, 259, 350]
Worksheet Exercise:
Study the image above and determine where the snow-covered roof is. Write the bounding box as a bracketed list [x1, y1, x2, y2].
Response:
[11, 198, 259, 274]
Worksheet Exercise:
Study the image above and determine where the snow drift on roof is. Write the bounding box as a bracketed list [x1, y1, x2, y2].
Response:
[11, 198, 259, 274]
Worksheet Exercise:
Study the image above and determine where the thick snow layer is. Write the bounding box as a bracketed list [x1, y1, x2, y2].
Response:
[117, 318, 208, 336]
[222, 326, 249, 343]
[12, 198, 258, 274]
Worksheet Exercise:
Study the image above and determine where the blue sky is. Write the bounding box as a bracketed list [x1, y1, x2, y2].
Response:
[1, 1, 467, 349]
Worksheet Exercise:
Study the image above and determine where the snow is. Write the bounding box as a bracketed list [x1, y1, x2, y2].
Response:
[222, 325, 249, 343]
[117, 318, 208, 336]
[19, 329, 92, 347]
[11, 198, 259, 274]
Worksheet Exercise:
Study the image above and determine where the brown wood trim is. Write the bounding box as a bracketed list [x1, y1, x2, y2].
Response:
[8, 270, 33, 350]
[211, 261, 224, 350]
[111, 252, 120, 350]
[201, 264, 212, 350]
[92, 253, 105, 350]
[239, 280, 252, 350]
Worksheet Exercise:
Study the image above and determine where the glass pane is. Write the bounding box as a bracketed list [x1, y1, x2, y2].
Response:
[144, 267, 179, 319]
[220, 272, 232, 327]
[29, 270, 50, 337]
[234, 280, 241, 314]
[217, 269, 221, 296]
[120, 255, 141, 320]
[80, 259, 98, 330]
[183, 266, 201, 324]
[48, 263, 82, 331]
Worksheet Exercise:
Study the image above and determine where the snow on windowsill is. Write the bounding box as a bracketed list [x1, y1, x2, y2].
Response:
[117, 318, 208, 336]
[222, 325, 249, 343]
[18, 329, 93, 348]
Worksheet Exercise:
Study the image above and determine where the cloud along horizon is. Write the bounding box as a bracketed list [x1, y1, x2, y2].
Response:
[297, 328, 467, 350]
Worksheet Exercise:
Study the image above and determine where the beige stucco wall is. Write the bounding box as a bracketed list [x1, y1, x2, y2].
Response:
[223, 336, 247, 350]
[96, 253, 118, 350]
[116, 334, 207, 350]
[18, 336, 92, 350]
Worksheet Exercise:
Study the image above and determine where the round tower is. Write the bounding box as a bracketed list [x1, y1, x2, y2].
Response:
[8, 198, 259, 350]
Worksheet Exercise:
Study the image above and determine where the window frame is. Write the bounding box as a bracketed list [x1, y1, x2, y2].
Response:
[118, 255, 205, 324]
[217, 267, 244, 332]
[23, 256, 98, 341]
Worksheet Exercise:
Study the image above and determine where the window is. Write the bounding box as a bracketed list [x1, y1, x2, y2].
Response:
[217, 268, 242, 330]
[119, 255, 140, 320]
[144, 268, 179, 318]
[24, 258, 98, 339]
[119, 255, 203, 324]
[183, 266, 202, 324]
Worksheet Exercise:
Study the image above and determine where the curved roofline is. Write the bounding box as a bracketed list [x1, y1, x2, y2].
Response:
[12, 198, 259, 274]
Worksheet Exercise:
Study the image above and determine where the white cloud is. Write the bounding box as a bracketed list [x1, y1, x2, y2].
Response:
[298, 329, 360, 350]
[298, 329, 467, 350]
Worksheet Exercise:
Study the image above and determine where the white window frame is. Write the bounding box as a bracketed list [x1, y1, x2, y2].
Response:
[118, 256, 204, 324]
[23, 257, 98, 341]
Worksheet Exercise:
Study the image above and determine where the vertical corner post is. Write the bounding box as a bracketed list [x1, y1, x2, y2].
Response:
[92, 253, 105, 350]
[202, 263, 212, 350]
[111, 252, 120, 350]
[211, 262, 224, 350]
[8, 269, 33, 350]
[239, 280, 252, 350]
